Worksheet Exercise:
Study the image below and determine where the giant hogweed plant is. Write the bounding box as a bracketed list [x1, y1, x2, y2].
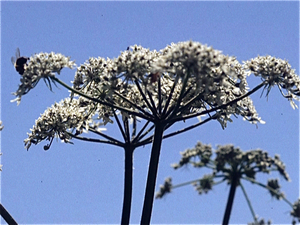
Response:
[11, 41, 300, 224]
[156, 142, 300, 224]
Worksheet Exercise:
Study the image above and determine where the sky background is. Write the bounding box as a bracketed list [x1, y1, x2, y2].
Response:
[0, 1, 299, 224]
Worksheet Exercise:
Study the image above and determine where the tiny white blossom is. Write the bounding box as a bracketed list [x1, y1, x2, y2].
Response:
[24, 97, 109, 150]
[12, 52, 76, 105]
[244, 55, 300, 109]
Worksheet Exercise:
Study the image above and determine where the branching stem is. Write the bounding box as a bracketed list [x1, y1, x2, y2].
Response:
[170, 81, 267, 123]
[242, 176, 293, 207]
[239, 181, 257, 223]
[52, 77, 153, 121]
[68, 132, 124, 148]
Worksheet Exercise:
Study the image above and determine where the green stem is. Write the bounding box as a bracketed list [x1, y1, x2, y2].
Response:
[222, 173, 239, 225]
[242, 177, 293, 207]
[121, 146, 134, 225]
[140, 123, 164, 225]
[171, 175, 225, 190]
[239, 181, 257, 223]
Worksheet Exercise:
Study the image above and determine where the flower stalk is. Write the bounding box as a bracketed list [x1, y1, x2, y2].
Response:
[140, 122, 165, 225]
[121, 146, 134, 225]
[222, 171, 239, 225]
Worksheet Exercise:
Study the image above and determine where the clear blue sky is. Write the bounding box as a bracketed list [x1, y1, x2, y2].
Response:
[1, 1, 299, 224]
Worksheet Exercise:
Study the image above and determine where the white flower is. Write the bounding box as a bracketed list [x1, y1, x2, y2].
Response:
[24, 97, 109, 150]
[12, 52, 76, 105]
[244, 55, 300, 109]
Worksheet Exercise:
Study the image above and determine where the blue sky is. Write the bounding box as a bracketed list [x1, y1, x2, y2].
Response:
[1, 1, 299, 224]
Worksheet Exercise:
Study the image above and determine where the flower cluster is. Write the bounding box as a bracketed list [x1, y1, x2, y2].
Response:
[291, 199, 300, 222]
[172, 142, 213, 169]
[154, 41, 230, 80]
[13, 42, 270, 128]
[72, 41, 266, 127]
[154, 41, 264, 126]
[244, 56, 300, 109]
[14, 41, 299, 151]
[193, 174, 214, 194]
[24, 97, 109, 150]
[73, 56, 111, 91]
[72, 47, 161, 115]
[12, 52, 75, 105]
[172, 142, 290, 182]
[214, 145, 290, 182]
[113, 45, 160, 84]
[267, 179, 284, 200]
[165, 142, 290, 196]
[155, 177, 172, 199]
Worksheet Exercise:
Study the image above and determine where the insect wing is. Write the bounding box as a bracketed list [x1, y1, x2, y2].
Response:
[11, 56, 16, 65]
[15, 48, 20, 59]
[11, 48, 20, 65]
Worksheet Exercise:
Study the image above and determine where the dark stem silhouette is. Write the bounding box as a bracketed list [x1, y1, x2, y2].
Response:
[222, 172, 239, 225]
[121, 146, 134, 225]
[140, 123, 164, 225]
[0, 204, 18, 225]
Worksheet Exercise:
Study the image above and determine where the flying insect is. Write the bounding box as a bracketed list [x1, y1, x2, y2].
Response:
[11, 48, 29, 75]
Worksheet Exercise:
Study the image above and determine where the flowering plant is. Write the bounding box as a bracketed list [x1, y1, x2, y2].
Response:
[12, 41, 300, 224]
[156, 142, 299, 224]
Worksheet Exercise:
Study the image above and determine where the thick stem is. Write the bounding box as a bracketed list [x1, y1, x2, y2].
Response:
[121, 146, 134, 225]
[0, 204, 18, 225]
[140, 123, 164, 225]
[222, 174, 239, 225]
